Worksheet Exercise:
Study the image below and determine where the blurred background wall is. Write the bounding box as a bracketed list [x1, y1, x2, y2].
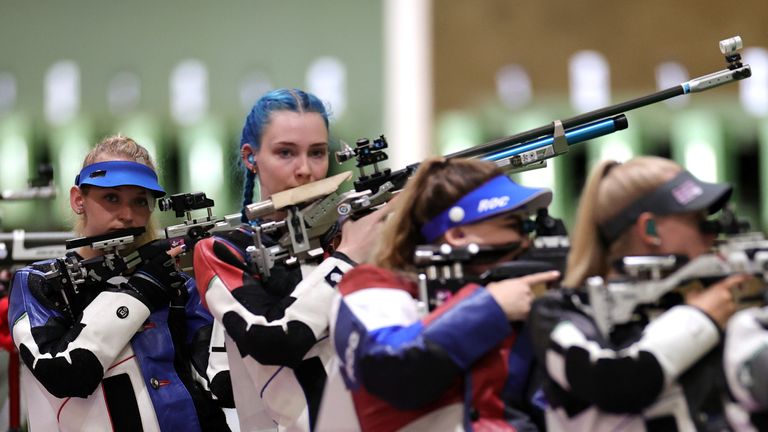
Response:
[0, 0, 766, 428]
[0, 0, 766, 231]
[0, 0, 385, 230]
[433, 0, 768, 228]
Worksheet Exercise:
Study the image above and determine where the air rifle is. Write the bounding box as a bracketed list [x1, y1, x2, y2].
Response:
[160, 172, 353, 277]
[413, 239, 561, 314]
[38, 227, 145, 319]
[335, 36, 751, 217]
[0, 230, 72, 269]
[0, 163, 63, 267]
[586, 243, 768, 338]
[0, 163, 56, 201]
[0, 164, 64, 292]
[162, 36, 751, 280]
[586, 210, 767, 338]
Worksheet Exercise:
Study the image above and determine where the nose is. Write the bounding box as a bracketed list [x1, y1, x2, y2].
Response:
[294, 155, 312, 181]
[116, 204, 136, 226]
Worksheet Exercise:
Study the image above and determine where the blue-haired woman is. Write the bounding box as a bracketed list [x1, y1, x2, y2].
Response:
[194, 89, 385, 431]
[9, 135, 229, 431]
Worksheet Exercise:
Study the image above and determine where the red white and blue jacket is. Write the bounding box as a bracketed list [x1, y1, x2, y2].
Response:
[194, 225, 355, 431]
[332, 264, 535, 432]
[9, 254, 229, 432]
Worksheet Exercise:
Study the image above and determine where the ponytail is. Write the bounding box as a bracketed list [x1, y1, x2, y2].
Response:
[563, 156, 682, 288]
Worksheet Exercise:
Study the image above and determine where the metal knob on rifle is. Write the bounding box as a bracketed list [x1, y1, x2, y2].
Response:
[245, 200, 276, 220]
[719, 36, 744, 70]
[335, 140, 357, 164]
[334, 136, 389, 168]
[720, 36, 743, 55]
[158, 192, 214, 218]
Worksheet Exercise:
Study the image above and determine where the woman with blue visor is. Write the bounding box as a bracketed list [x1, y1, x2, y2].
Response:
[330, 157, 560, 431]
[9, 136, 230, 431]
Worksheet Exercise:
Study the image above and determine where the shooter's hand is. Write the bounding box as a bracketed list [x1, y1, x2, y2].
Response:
[487, 270, 560, 321]
[121, 240, 186, 311]
[336, 200, 396, 264]
[686, 273, 751, 329]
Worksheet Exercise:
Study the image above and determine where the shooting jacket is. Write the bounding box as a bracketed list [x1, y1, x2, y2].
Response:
[9, 254, 229, 432]
[528, 288, 736, 432]
[194, 224, 355, 431]
[724, 306, 768, 431]
[331, 264, 538, 432]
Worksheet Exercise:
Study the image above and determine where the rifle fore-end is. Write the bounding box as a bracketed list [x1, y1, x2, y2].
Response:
[588, 238, 768, 337]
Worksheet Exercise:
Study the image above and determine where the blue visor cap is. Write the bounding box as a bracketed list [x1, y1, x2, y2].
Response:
[420, 175, 553, 243]
[75, 161, 166, 197]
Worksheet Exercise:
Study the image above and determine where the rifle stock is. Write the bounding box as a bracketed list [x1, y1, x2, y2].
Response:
[31, 227, 147, 320]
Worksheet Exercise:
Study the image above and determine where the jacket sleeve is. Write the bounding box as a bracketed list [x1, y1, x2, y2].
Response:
[179, 275, 235, 407]
[725, 306, 768, 412]
[333, 265, 513, 410]
[9, 267, 150, 399]
[528, 293, 721, 414]
[206, 319, 234, 407]
[194, 228, 354, 368]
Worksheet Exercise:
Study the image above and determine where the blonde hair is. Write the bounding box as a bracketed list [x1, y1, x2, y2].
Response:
[563, 156, 682, 287]
[374, 157, 503, 272]
[74, 135, 160, 244]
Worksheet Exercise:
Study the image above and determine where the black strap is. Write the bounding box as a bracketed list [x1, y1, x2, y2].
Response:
[103, 373, 144, 432]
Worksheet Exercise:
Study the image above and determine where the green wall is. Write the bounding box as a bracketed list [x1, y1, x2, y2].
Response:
[0, 0, 384, 229]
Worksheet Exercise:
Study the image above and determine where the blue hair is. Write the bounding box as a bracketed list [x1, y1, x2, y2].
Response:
[239, 88, 330, 222]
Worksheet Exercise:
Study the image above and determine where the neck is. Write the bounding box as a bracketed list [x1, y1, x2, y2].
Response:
[258, 186, 270, 203]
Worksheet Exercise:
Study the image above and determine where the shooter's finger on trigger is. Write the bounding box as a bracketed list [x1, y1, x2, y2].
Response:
[521, 271, 561, 286]
[166, 244, 186, 258]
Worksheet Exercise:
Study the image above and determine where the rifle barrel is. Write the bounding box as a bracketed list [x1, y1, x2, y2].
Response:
[479, 115, 628, 164]
[450, 62, 750, 161]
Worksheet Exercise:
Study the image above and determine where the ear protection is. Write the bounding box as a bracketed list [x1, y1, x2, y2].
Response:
[645, 219, 657, 236]
[248, 155, 255, 163]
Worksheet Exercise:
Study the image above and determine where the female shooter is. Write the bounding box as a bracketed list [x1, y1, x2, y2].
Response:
[528, 156, 748, 431]
[193, 88, 386, 431]
[9, 136, 229, 431]
[331, 157, 560, 431]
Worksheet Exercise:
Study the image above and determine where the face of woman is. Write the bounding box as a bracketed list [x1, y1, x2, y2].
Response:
[253, 111, 329, 200]
[75, 186, 153, 238]
[654, 211, 717, 259]
[443, 212, 531, 270]
[455, 213, 528, 247]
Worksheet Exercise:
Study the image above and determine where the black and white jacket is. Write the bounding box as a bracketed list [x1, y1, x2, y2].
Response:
[529, 288, 734, 431]
[724, 306, 768, 431]
[9, 254, 229, 432]
[194, 225, 355, 431]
